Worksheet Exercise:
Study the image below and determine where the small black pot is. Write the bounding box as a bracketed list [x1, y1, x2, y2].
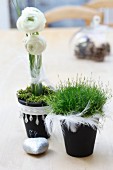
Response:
[61, 123, 97, 157]
[18, 99, 49, 139]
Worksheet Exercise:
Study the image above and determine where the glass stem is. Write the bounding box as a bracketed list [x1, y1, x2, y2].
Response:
[29, 53, 42, 96]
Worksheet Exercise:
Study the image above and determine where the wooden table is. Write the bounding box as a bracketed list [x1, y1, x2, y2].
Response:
[0, 28, 113, 170]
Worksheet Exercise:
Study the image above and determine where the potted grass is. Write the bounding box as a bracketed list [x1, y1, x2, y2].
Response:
[45, 77, 111, 157]
[14, 3, 54, 138]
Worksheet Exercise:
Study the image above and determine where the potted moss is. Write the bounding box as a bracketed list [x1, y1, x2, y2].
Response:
[15, 6, 54, 138]
[45, 77, 111, 157]
[17, 86, 53, 138]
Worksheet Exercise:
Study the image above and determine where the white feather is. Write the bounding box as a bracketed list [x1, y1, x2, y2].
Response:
[45, 113, 103, 136]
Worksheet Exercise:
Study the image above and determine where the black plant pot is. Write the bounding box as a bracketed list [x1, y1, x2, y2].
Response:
[61, 123, 97, 157]
[18, 99, 49, 139]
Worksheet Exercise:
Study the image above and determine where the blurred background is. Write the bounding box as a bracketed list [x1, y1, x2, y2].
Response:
[0, 0, 113, 29]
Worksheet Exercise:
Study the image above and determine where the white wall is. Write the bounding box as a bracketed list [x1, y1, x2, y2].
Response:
[0, 0, 10, 29]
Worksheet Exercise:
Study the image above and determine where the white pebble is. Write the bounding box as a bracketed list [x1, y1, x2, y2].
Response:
[23, 138, 49, 155]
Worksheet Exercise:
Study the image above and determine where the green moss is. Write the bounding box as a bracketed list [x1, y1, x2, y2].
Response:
[17, 86, 53, 103]
[46, 78, 111, 117]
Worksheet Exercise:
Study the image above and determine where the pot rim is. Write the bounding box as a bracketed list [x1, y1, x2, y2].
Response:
[18, 98, 47, 107]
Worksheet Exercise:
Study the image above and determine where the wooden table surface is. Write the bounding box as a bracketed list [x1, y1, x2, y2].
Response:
[0, 28, 113, 170]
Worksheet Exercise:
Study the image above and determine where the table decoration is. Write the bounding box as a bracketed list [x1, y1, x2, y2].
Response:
[12, 1, 54, 138]
[45, 76, 112, 157]
[73, 16, 111, 62]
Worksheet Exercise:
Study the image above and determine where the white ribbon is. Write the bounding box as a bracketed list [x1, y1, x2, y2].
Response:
[31, 65, 55, 91]
[19, 103, 50, 116]
[19, 103, 50, 125]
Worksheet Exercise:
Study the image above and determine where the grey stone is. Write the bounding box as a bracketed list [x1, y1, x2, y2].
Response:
[23, 138, 49, 155]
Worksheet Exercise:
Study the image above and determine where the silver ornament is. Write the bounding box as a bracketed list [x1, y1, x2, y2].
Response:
[25, 115, 28, 123]
[42, 115, 45, 121]
[36, 115, 39, 125]
[29, 115, 33, 121]
[23, 138, 49, 155]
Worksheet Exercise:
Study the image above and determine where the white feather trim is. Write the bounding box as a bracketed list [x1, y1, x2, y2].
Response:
[45, 113, 102, 135]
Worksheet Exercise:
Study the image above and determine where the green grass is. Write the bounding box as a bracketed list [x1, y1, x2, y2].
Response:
[46, 78, 111, 117]
[17, 86, 53, 103]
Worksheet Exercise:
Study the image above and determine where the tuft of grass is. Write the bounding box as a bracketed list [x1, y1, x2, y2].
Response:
[46, 77, 111, 117]
[17, 86, 54, 104]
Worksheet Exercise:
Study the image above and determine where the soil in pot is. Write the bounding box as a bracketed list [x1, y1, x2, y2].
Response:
[18, 99, 49, 139]
[61, 123, 97, 157]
